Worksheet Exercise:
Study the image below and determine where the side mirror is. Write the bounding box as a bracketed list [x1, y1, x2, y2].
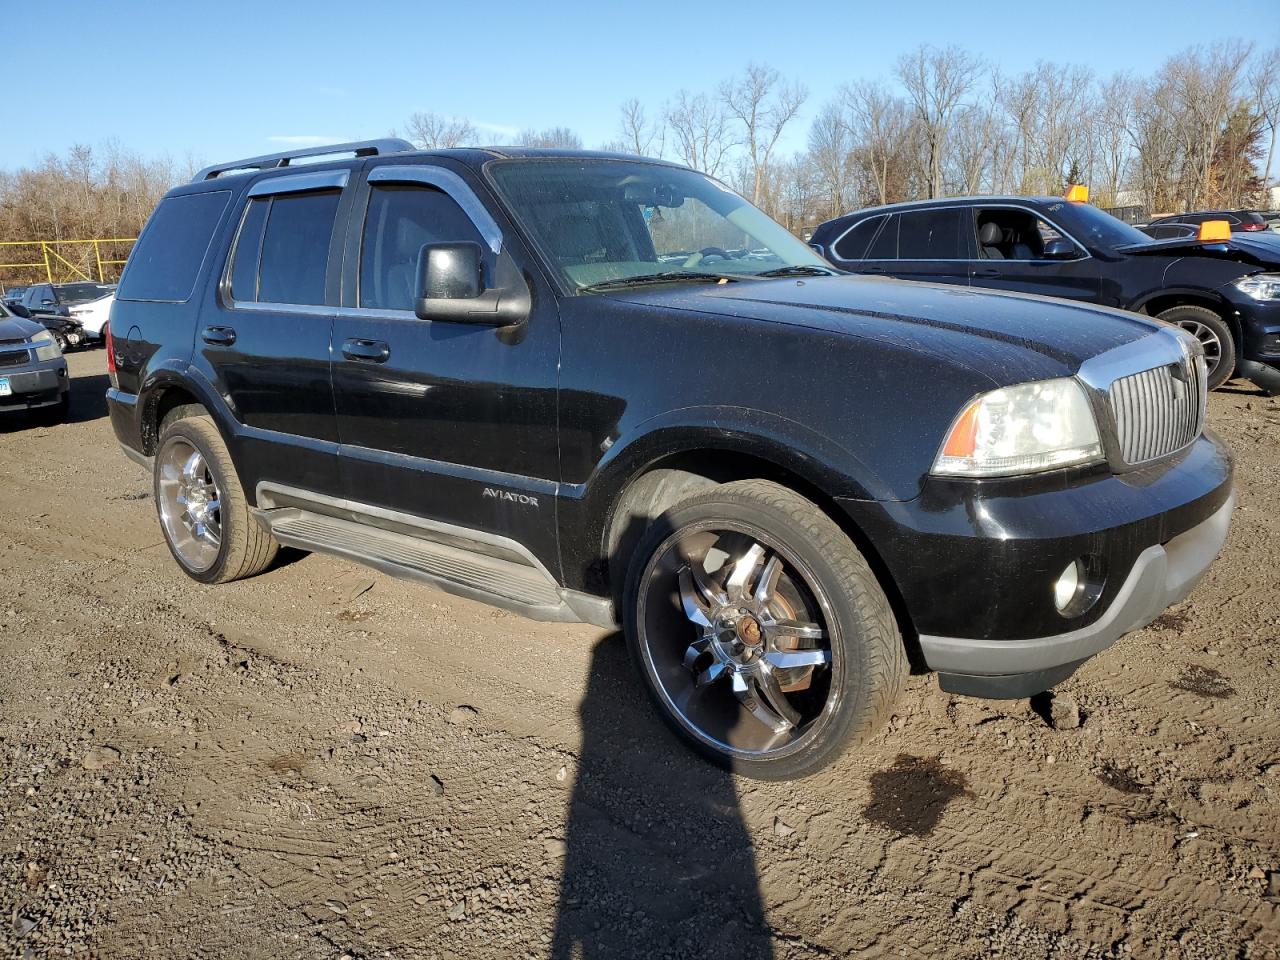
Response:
[8, 303, 30, 318]
[1041, 238, 1080, 260]
[414, 242, 530, 327]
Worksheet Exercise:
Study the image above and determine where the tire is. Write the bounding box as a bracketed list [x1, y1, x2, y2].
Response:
[153, 410, 278, 584]
[623, 479, 906, 780]
[1156, 305, 1236, 390]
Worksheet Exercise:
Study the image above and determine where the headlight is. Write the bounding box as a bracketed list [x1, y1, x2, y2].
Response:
[932, 377, 1103, 477]
[1235, 272, 1280, 301]
[30, 328, 62, 361]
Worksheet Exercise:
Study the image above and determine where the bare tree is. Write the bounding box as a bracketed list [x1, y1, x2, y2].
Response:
[895, 45, 982, 198]
[1249, 47, 1280, 195]
[403, 112, 477, 149]
[1166, 41, 1253, 208]
[666, 90, 736, 177]
[841, 80, 915, 204]
[719, 63, 808, 205]
[617, 98, 664, 157]
[517, 127, 583, 149]
[806, 102, 853, 219]
[1095, 74, 1137, 205]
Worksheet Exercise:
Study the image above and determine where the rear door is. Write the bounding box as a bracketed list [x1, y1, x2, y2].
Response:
[840, 210, 970, 287]
[192, 168, 352, 500]
[330, 160, 561, 566]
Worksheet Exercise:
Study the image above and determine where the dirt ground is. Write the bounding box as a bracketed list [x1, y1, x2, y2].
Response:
[0, 349, 1277, 960]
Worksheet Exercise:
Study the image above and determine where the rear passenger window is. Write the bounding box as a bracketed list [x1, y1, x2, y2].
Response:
[359, 184, 485, 311]
[897, 209, 962, 259]
[118, 191, 230, 302]
[865, 214, 899, 259]
[833, 215, 885, 261]
[257, 191, 340, 305]
[229, 198, 269, 302]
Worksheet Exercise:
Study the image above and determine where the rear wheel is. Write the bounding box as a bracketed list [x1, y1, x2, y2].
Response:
[154, 412, 278, 584]
[1156, 305, 1235, 389]
[624, 479, 905, 780]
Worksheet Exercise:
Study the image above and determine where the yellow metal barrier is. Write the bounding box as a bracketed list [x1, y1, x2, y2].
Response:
[0, 238, 136, 285]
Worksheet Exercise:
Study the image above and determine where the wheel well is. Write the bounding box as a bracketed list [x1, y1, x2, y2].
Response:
[1139, 293, 1241, 346]
[603, 450, 922, 670]
[142, 386, 205, 454]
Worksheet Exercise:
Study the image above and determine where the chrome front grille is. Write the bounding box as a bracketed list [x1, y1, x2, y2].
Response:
[1107, 356, 1206, 465]
[0, 349, 29, 368]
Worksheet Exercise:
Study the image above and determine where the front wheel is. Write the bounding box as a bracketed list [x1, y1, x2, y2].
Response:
[1156, 305, 1235, 389]
[624, 479, 906, 780]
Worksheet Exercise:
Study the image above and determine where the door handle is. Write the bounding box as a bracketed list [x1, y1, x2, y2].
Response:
[202, 325, 237, 346]
[342, 339, 391, 363]
[973, 268, 1001, 278]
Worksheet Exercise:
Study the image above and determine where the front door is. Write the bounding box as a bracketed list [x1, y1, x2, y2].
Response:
[191, 168, 352, 500]
[965, 206, 1101, 302]
[331, 161, 561, 569]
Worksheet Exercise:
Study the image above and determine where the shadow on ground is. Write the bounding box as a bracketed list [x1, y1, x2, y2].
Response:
[552, 633, 775, 960]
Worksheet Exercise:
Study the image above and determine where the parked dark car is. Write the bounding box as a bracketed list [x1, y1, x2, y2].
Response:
[811, 195, 1280, 394]
[3, 286, 28, 307]
[6, 301, 86, 351]
[0, 303, 69, 422]
[107, 141, 1234, 778]
[1147, 210, 1269, 233]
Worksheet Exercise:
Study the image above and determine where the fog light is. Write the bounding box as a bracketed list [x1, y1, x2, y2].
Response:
[1053, 561, 1081, 612]
[1053, 557, 1105, 618]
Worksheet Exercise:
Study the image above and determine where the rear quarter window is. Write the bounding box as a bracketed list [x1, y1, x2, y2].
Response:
[117, 191, 230, 303]
[833, 215, 886, 261]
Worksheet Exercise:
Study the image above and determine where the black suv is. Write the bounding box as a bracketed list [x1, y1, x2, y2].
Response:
[810, 196, 1280, 394]
[108, 141, 1234, 778]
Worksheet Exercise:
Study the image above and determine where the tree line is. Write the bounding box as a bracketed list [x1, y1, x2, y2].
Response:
[1, 38, 1276, 274]
[405, 40, 1280, 233]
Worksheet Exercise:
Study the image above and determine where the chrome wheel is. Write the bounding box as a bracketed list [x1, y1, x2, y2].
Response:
[156, 438, 222, 572]
[636, 524, 840, 760]
[1174, 319, 1223, 377]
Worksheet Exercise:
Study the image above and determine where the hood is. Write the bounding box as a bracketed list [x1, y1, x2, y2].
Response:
[1115, 234, 1280, 268]
[0, 314, 43, 342]
[603, 275, 1163, 384]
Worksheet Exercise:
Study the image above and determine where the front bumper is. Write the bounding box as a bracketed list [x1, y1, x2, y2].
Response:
[1233, 293, 1280, 393]
[922, 492, 1234, 697]
[0, 357, 68, 411]
[839, 431, 1234, 698]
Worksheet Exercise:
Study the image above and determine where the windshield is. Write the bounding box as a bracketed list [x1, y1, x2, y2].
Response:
[486, 159, 832, 291]
[1048, 202, 1152, 249]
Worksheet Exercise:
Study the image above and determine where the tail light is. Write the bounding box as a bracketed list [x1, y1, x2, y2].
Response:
[1241, 223, 1265, 232]
[104, 321, 118, 386]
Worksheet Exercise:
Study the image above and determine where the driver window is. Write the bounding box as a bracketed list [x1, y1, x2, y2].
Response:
[975, 209, 1050, 261]
[359, 183, 486, 311]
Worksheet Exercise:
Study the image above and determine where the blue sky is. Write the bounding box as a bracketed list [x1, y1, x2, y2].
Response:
[5, 0, 1275, 170]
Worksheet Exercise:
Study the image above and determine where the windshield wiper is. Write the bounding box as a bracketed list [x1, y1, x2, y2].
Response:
[581, 271, 746, 292]
[754, 265, 839, 278]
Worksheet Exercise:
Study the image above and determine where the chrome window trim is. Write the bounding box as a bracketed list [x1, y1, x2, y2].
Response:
[367, 165, 503, 255]
[247, 169, 349, 198]
[830, 202, 1093, 264]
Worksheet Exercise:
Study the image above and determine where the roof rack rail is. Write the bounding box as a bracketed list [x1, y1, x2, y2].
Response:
[192, 138, 416, 182]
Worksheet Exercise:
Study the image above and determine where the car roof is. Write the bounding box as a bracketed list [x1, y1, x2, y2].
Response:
[826, 196, 1064, 221]
[176, 146, 684, 196]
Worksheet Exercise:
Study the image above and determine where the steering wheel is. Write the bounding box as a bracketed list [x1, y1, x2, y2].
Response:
[682, 246, 733, 269]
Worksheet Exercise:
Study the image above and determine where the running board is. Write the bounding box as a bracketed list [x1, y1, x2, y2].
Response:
[260, 507, 579, 622]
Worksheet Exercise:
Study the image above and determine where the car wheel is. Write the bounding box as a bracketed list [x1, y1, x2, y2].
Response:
[624, 479, 905, 780]
[154, 411, 278, 584]
[1156, 305, 1236, 389]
